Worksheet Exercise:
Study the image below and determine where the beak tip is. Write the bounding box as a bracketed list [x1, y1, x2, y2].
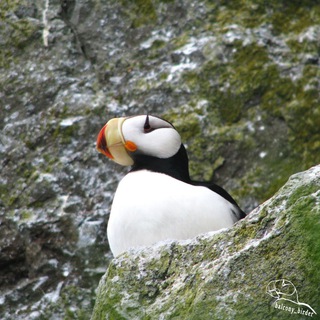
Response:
[96, 124, 114, 159]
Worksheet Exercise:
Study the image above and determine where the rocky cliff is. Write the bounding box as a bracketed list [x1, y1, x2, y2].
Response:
[92, 165, 320, 319]
[1, 0, 319, 318]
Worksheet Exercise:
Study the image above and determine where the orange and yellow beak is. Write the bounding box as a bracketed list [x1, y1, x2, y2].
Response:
[96, 117, 137, 166]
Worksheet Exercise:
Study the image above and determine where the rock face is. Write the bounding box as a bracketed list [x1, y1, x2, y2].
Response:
[92, 165, 320, 319]
[1, 0, 319, 318]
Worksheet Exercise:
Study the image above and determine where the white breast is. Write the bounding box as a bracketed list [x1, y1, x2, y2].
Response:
[107, 170, 237, 256]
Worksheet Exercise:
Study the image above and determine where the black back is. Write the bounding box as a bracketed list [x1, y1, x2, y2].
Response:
[130, 144, 246, 220]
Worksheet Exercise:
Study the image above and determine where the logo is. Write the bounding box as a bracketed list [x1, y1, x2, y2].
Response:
[266, 279, 317, 317]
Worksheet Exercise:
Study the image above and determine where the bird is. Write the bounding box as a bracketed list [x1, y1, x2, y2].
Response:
[96, 114, 246, 256]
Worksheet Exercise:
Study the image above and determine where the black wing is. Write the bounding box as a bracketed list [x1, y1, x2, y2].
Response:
[191, 180, 246, 220]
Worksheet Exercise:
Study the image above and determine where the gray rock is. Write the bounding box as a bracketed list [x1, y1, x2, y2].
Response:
[92, 165, 320, 319]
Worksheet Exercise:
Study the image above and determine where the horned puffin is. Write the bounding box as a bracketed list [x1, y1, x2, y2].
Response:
[97, 115, 246, 256]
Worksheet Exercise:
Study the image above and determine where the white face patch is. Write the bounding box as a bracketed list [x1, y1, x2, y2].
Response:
[122, 115, 181, 159]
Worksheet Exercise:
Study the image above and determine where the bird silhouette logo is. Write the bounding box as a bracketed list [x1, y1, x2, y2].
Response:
[266, 279, 317, 315]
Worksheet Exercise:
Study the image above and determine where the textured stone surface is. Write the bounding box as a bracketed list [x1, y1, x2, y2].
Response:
[1, 0, 319, 318]
[92, 165, 320, 319]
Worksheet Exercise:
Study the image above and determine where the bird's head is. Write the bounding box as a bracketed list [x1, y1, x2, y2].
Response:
[96, 115, 181, 166]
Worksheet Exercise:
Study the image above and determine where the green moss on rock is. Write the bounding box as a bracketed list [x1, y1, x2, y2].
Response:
[120, 0, 157, 28]
[214, 0, 320, 34]
[0, 0, 39, 68]
[164, 15, 319, 204]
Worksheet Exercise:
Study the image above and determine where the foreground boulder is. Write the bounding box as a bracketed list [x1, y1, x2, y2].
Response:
[91, 165, 320, 319]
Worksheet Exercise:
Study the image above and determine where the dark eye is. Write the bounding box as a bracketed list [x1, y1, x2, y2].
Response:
[143, 115, 153, 133]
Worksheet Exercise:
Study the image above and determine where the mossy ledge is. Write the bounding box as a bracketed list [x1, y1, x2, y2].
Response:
[91, 165, 320, 320]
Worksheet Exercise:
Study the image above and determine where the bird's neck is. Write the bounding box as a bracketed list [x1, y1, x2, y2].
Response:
[130, 144, 191, 183]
